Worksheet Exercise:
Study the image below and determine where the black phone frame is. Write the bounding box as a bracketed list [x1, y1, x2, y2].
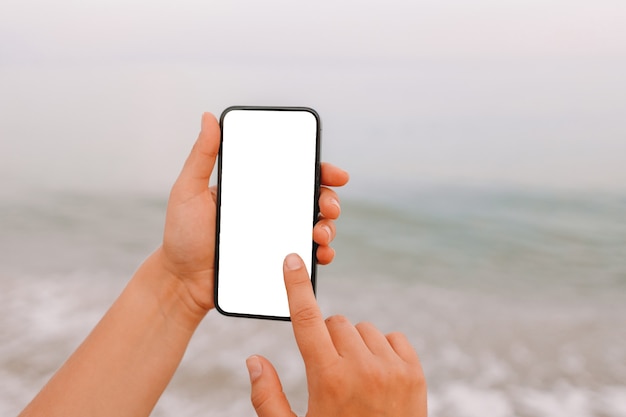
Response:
[214, 105, 322, 321]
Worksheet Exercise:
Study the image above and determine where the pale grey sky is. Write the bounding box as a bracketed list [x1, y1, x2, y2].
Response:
[2, 0, 625, 63]
[1, 0, 625, 194]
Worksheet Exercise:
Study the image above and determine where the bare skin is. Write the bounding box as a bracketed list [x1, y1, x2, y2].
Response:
[247, 253, 427, 417]
[19, 113, 426, 417]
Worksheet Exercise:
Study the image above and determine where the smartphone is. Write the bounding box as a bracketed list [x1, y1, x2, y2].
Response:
[214, 106, 321, 320]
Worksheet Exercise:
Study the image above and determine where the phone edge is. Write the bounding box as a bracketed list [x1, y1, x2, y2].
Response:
[213, 106, 322, 322]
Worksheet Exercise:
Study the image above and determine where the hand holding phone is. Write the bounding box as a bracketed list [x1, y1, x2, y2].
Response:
[16, 113, 350, 417]
[159, 112, 346, 321]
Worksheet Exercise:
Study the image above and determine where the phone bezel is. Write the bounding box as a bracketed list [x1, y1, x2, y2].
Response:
[214, 106, 322, 321]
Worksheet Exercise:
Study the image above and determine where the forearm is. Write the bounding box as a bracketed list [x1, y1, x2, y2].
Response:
[19, 249, 208, 417]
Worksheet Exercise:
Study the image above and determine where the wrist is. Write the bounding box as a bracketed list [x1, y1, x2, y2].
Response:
[137, 248, 212, 332]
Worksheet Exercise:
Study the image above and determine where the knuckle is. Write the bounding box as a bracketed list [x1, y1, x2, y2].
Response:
[397, 362, 426, 390]
[250, 388, 268, 409]
[386, 330, 406, 340]
[325, 314, 350, 326]
[314, 365, 347, 397]
[292, 304, 322, 326]
[355, 321, 375, 331]
[376, 363, 413, 389]
[250, 388, 287, 412]
[361, 361, 382, 379]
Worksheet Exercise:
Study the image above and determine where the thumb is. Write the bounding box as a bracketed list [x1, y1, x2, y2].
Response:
[246, 355, 296, 417]
[174, 112, 220, 197]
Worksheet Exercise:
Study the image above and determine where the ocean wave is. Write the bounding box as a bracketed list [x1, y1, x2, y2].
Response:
[1, 189, 625, 416]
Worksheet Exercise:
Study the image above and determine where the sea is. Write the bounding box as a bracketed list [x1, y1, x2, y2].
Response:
[1, 186, 624, 417]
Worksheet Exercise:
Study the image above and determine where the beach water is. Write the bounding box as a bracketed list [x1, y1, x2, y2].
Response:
[1, 187, 624, 416]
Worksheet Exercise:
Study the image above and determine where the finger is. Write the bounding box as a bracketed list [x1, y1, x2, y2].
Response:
[318, 187, 341, 220]
[386, 332, 421, 364]
[283, 254, 337, 366]
[355, 322, 396, 357]
[247, 355, 297, 417]
[315, 245, 335, 265]
[325, 315, 370, 357]
[174, 112, 220, 197]
[321, 162, 350, 187]
[313, 219, 336, 246]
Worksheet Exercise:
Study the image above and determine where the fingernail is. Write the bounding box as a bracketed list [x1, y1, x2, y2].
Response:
[246, 355, 262, 382]
[321, 224, 332, 241]
[285, 253, 303, 270]
[330, 198, 341, 214]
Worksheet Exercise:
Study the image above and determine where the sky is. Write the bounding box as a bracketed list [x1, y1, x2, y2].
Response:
[1, 0, 625, 195]
[2, 0, 625, 64]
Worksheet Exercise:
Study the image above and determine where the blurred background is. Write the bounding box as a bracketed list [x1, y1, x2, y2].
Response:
[1, 1, 625, 416]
